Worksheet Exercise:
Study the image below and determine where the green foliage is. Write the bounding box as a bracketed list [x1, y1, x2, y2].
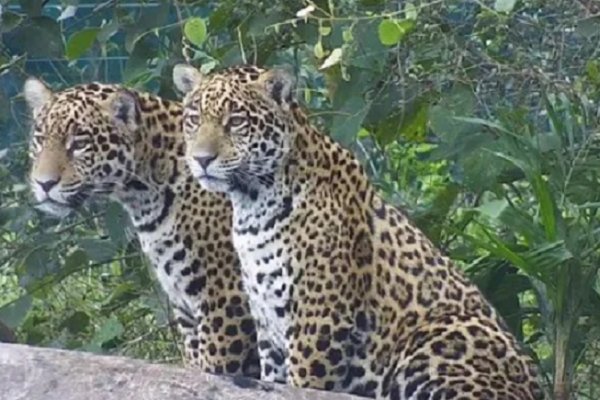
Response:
[377, 19, 414, 46]
[66, 28, 100, 60]
[184, 17, 207, 47]
[1, 0, 600, 397]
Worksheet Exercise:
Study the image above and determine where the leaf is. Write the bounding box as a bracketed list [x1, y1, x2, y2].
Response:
[485, 149, 531, 174]
[378, 99, 429, 144]
[477, 199, 509, 219]
[66, 28, 99, 60]
[184, 17, 207, 47]
[101, 283, 139, 313]
[428, 84, 477, 140]
[405, 2, 418, 20]
[0, 11, 23, 33]
[104, 202, 129, 246]
[470, 263, 530, 339]
[319, 47, 343, 70]
[378, 19, 414, 46]
[78, 238, 117, 263]
[532, 175, 557, 241]
[97, 19, 120, 43]
[200, 60, 218, 74]
[576, 16, 600, 38]
[92, 316, 124, 345]
[140, 295, 169, 326]
[412, 184, 459, 243]
[22, 247, 57, 276]
[60, 311, 90, 334]
[314, 40, 324, 59]
[452, 116, 513, 136]
[331, 96, 369, 146]
[0, 295, 32, 329]
[494, 0, 517, 13]
[378, 20, 398, 46]
[18, 0, 44, 16]
[342, 28, 353, 43]
[346, 20, 387, 70]
[459, 147, 508, 190]
[523, 241, 573, 273]
[57, 5, 77, 21]
[8, 16, 63, 58]
[63, 249, 89, 274]
[319, 26, 331, 36]
[296, 5, 315, 18]
[594, 271, 600, 298]
[123, 34, 159, 84]
[458, 226, 537, 277]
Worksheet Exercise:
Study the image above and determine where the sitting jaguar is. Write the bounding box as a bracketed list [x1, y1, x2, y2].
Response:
[173, 63, 545, 399]
[23, 78, 259, 377]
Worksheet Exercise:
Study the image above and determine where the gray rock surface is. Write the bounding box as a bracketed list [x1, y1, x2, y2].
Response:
[0, 343, 363, 400]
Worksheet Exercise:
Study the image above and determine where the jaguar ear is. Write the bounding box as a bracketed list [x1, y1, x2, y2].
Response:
[23, 77, 53, 112]
[173, 64, 203, 94]
[258, 67, 296, 108]
[107, 89, 141, 132]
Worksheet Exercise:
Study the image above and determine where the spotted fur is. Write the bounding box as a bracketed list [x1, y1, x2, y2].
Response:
[174, 64, 545, 399]
[24, 79, 259, 377]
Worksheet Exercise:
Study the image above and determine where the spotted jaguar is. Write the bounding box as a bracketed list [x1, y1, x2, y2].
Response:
[24, 78, 259, 377]
[173, 63, 545, 399]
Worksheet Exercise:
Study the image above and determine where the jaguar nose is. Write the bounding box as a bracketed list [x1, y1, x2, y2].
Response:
[37, 178, 59, 193]
[194, 154, 218, 170]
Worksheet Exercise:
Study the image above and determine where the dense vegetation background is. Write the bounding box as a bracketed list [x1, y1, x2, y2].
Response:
[1, 0, 600, 398]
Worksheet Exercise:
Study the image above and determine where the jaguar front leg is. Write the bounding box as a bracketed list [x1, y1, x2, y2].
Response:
[172, 304, 202, 367]
[256, 326, 288, 383]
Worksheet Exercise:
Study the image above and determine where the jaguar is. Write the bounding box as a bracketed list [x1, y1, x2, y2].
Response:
[24, 77, 259, 377]
[173, 63, 545, 399]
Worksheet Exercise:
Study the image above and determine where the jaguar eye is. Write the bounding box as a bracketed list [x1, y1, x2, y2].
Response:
[228, 115, 246, 128]
[187, 114, 200, 126]
[33, 135, 44, 146]
[70, 138, 91, 152]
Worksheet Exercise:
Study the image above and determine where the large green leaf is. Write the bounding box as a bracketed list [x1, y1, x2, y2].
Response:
[532, 175, 558, 242]
[0, 11, 23, 33]
[18, 246, 60, 289]
[494, 0, 517, 13]
[184, 17, 207, 47]
[377, 19, 414, 46]
[78, 238, 117, 263]
[459, 145, 508, 190]
[412, 183, 459, 243]
[92, 316, 124, 345]
[104, 202, 129, 247]
[329, 68, 374, 145]
[331, 96, 369, 146]
[18, 0, 45, 16]
[576, 16, 600, 38]
[0, 295, 32, 329]
[429, 84, 477, 140]
[469, 261, 531, 338]
[9, 16, 63, 58]
[63, 249, 89, 275]
[60, 311, 91, 335]
[65, 28, 99, 60]
[523, 241, 573, 274]
[345, 20, 387, 71]
[477, 199, 509, 220]
[101, 283, 140, 314]
[458, 225, 538, 278]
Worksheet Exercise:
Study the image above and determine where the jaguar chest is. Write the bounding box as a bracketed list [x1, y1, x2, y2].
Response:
[233, 227, 292, 352]
[136, 211, 197, 312]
